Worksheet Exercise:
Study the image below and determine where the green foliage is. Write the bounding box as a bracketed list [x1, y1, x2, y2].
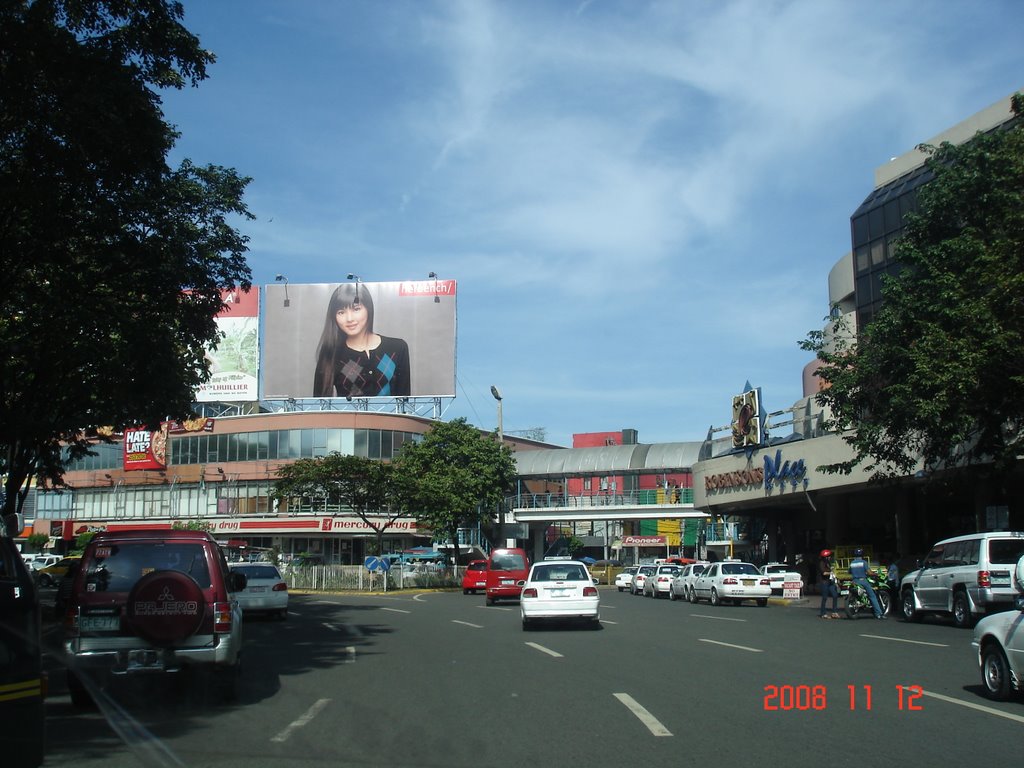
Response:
[393, 418, 518, 560]
[0, 1, 252, 534]
[272, 453, 401, 557]
[69, 530, 95, 555]
[26, 532, 49, 552]
[804, 95, 1024, 480]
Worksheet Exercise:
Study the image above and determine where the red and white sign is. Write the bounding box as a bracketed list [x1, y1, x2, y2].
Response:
[623, 535, 667, 546]
[123, 426, 167, 471]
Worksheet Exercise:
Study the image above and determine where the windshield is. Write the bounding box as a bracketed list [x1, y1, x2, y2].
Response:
[85, 543, 212, 591]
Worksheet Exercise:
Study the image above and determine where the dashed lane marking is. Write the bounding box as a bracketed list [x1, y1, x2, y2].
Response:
[860, 634, 948, 647]
[699, 638, 763, 653]
[908, 686, 1024, 725]
[271, 698, 332, 743]
[452, 620, 484, 629]
[525, 642, 563, 658]
[613, 693, 673, 737]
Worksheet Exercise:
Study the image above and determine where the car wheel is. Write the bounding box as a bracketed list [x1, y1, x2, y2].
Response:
[669, 587, 678, 601]
[486, 597, 495, 606]
[67, 670, 94, 708]
[279, 608, 288, 621]
[710, 588, 721, 606]
[688, 587, 697, 603]
[901, 589, 920, 622]
[617, 586, 624, 592]
[39, 574, 52, 588]
[463, 588, 470, 595]
[952, 591, 974, 628]
[981, 644, 1013, 701]
[522, 617, 532, 631]
[757, 598, 768, 607]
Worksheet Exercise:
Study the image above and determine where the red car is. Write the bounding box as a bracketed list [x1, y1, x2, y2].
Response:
[462, 559, 488, 594]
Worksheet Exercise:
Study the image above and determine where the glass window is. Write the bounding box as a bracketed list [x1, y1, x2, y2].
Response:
[870, 239, 885, 266]
[301, 429, 313, 457]
[327, 429, 342, 454]
[855, 245, 871, 273]
[354, 429, 368, 458]
[340, 428, 355, 456]
[256, 432, 269, 460]
[852, 214, 869, 246]
[368, 430, 381, 459]
[379, 431, 393, 460]
[868, 206, 884, 239]
[988, 538, 1024, 565]
[883, 199, 901, 233]
[312, 429, 327, 457]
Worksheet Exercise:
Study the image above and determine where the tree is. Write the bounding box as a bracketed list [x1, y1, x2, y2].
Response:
[393, 418, 518, 565]
[803, 94, 1024, 488]
[272, 454, 404, 560]
[26, 532, 48, 553]
[0, 1, 253, 535]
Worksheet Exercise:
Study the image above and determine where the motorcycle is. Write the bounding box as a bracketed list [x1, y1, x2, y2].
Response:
[843, 571, 891, 619]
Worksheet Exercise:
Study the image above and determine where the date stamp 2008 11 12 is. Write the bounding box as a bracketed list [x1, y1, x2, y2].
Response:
[763, 685, 924, 711]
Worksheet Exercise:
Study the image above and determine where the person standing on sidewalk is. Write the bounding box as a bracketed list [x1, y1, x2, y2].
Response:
[850, 549, 886, 619]
[818, 549, 840, 619]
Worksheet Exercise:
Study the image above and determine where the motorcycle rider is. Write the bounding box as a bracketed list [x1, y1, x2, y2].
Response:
[850, 548, 886, 619]
[818, 549, 840, 619]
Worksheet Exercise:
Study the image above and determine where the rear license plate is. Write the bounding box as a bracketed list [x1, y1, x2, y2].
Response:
[990, 574, 1010, 586]
[249, 586, 268, 593]
[741, 579, 755, 587]
[546, 588, 570, 597]
[81, 616, 120, 632]
[501, 578, 514, 585]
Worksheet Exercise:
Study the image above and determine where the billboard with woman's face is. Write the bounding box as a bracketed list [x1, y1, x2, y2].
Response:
[262, 280, 457, 399]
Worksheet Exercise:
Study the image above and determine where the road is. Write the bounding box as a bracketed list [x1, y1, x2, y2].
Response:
[40, 587, 1023, 767]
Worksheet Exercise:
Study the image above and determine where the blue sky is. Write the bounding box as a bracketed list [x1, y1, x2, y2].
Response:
[161, 0, 1024, 447]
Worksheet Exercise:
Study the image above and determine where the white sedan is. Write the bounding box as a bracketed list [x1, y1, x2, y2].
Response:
[228, 562, 289, 619]
[521, 560, 600, 630]
[759, 563, 803, 595]
[643, 564, 681, 598]
[615, 566, 638, 592]
[971, 557, 1024, 700]
[691, 560, 772, 606]
[669, 562, 709, 601]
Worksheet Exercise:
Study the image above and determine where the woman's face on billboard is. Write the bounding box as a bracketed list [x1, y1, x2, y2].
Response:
[335, 303, 368, 338]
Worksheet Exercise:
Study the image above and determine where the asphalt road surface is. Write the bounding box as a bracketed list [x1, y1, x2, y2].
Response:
[40, 587, 1023, 767]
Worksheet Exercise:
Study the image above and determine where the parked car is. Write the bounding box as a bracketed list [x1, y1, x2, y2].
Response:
[520, 559, 600, 630]
[461, 559, 488, 594]
[615, 566, 638, 592]
[228, 562, 289, 619]
[1, 531, 45, 768]
[971, 555, 1024, 700]
[759, 563, 803, 596]
[630, 565, 656, 596]
[28, 554, 60, 571]
[63, 529, 247, 707]
[485, 547, 530, 606]
[35, 555, 80, 587]
[900, 531, 1024, 628]
[643, 564, 681, 598]
[669, 562, 709, 601]
[691, 560, 772, 606]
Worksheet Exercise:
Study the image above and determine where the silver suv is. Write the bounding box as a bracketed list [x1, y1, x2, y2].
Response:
[899, 531, 1024, 628]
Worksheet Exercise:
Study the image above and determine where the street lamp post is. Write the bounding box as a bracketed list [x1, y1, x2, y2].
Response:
[490, 385, 504, 545]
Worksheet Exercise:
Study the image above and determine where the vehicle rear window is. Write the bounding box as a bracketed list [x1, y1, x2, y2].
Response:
[721, 563, 759, 575]
[468, 562, 487, 572]
[988, 539, 1024, 565]
[85, 543, 212, 592]
[233, 565, 280, 580]
[533, 565, 588, 581]
[490, 554, 526, 571]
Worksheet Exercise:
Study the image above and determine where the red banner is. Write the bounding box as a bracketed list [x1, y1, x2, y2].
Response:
[123, 426, 168, 471]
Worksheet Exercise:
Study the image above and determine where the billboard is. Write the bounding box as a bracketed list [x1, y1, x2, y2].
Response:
[262, 280, 456, 399]
[123, 426, 168, 471]
[197, 287, 260, 402]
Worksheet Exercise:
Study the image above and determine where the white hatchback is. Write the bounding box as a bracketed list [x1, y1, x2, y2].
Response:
[521, 560, 600, 630]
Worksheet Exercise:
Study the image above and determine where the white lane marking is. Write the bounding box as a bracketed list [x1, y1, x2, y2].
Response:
[908, 686, 1024, 725]
[860, 634, 948, 647]
[613, 693, 673, 737]
[525, 642, 564, 658]
[691, 613, 746, 622]
[699, 638, 763, 653]
[477, 605, 514, 611]
[381, 607, 410, 614]
[413, 593, 430, 602]
[344, 646, 356, 664]
[600, 619, 618, 625]
[453, 620, 484, 629]
[270, 698, 332, 743]
[323, 622, 340, 632]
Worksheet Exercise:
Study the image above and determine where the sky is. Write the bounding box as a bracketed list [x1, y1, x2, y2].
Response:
[160, 0, 1024, 448]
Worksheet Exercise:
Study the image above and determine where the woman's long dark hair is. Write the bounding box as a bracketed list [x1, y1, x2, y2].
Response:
[313, 283, 374, 396]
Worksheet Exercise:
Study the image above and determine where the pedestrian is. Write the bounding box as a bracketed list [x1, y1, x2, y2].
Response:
[850, 548, 886, 619]
[818, 549, 840, 619]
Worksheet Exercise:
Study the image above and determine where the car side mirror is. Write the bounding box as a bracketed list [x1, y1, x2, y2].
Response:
[230, 572, 247, 592]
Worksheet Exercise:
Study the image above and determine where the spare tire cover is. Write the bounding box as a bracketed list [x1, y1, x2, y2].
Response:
[126, 569, 206, 646]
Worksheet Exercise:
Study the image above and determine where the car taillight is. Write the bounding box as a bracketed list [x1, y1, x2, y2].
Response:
[522, 588, 538, 598]
[977, 570, 991, 588]
[583, 587, 598, 597]
[760, 579, 770, 586]
[658, 576, 670, 583]
[273, 583, 288, 592]
[723, 578, 738, 585]
[213, 602, 233, 633]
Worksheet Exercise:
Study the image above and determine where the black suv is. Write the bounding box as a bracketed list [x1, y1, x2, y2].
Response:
[0, 533, 45, 767]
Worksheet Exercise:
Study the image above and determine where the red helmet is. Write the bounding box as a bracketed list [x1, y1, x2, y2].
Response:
[820, 549, 833, 558]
